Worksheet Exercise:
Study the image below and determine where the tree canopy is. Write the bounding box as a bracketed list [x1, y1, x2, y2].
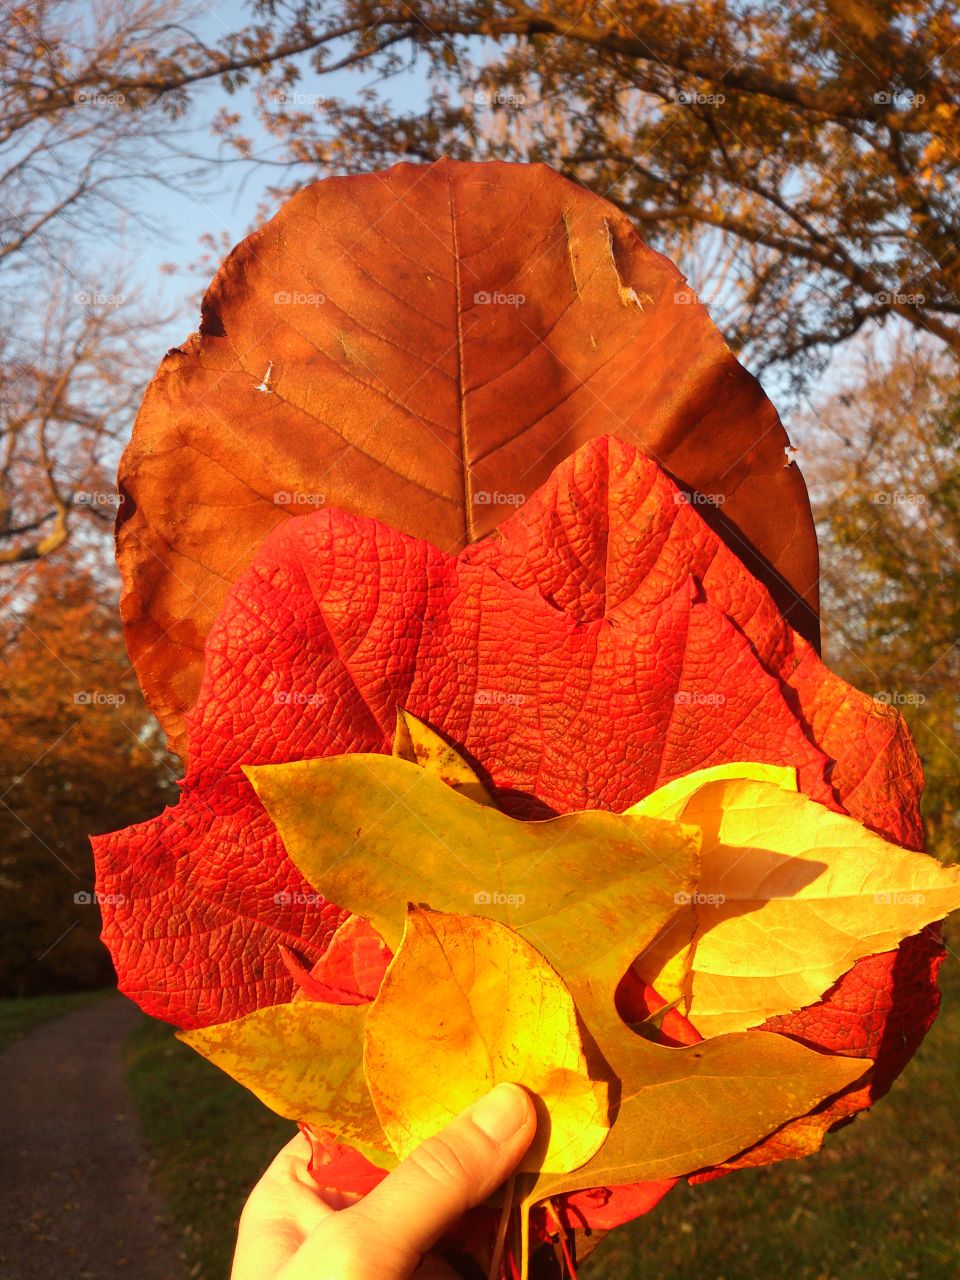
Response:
[8, 0, 960, 376]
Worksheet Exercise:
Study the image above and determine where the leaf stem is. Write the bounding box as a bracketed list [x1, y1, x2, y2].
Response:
[488, 1173, 516, 1280]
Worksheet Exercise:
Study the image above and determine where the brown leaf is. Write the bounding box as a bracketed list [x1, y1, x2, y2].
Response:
[116, 159, 819, 758]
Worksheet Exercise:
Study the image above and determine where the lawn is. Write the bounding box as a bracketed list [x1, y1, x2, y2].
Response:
[125, 1016, 294, 1279]
[125, 941, 960, 1280]
[0, 987, 111, 1052]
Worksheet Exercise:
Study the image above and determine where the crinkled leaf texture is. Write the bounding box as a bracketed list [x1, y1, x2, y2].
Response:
[94, 436, 940, 1224]
[116, 159, 819, 759]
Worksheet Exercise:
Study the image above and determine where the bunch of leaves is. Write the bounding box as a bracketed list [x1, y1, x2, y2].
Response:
[94, 436, 952, 1252]
[177, 714, 960, 1276]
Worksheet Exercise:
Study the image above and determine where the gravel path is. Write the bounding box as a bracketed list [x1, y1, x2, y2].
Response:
[0, 994, 187, 1280]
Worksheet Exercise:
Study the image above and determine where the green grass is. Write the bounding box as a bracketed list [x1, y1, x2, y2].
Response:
[125, 948, 960, 1280]
[125, 1018, 294, 1280]
[0, 988, 111, 1052]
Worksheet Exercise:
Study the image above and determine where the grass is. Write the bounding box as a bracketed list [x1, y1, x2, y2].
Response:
[0, 987, 111, 1052]
[124, 945, 960, 1280]
[125, 1017, 294, 1280]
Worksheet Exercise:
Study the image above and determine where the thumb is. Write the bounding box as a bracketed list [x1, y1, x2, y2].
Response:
[304, 1083, 537, 1279]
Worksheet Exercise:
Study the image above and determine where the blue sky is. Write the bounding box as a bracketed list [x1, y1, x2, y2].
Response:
[120, 8, 429, 345]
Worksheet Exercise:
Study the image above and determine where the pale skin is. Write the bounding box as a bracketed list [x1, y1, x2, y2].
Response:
[231, 1082, 537, 1280]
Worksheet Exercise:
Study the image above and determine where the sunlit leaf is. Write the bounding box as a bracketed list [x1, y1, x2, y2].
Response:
[364, 907, 609, 1174]
[632, 771, 960, 1036]
[245, 752, 700, 995]
[178, 1002, 395, 1168]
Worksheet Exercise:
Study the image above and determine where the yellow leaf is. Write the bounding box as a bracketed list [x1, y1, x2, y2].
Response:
[179, 1001, 396, 1169]
[625, 763, 797, 1000]
[364, 906, 609, 1174]
[392, 707, 493, 805]
[245, 754, 700, 1004]
[525, 1011, 867, 1203]
[625, 761, 798, 821]
[634, 773, 960, 1036]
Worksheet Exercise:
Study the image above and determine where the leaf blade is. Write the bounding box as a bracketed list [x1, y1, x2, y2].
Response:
[364, 907, 609, 1175]
[179, 1001, 396, 1168]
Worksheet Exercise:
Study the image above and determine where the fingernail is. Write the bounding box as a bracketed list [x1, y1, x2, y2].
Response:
[469, 1083, 529, 1142]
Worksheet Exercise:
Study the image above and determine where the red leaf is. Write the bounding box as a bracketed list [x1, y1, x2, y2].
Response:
[300, 1125, 388, 1201]
[284, 915, 391, 1005]
[462, 435, 923, 848]
[94, 442, 836, 1028]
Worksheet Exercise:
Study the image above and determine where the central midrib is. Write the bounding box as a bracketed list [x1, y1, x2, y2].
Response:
[446, 168, 473, 544]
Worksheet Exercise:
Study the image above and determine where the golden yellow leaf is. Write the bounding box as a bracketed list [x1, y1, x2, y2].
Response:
[524, 1005, 867, 1204]
[364, 906, 609, 1174]
[245, 753, 700, 1005]
[625, 763, 797, 1001]
[179, 1001, 396, 1169]
[632, 771, 960, 1036]
[625, 761, 798, 821]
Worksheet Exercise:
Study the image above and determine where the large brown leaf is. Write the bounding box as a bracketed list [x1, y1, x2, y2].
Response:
[116, 158, 819, 759]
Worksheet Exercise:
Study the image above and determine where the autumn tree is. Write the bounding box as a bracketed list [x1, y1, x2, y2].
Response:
[0, 549, 177, 995]
[0, 268, 174, 563]
[0, 0, 190, 564]
[803, 335, 959, 856]
[11, 0, 960, 380]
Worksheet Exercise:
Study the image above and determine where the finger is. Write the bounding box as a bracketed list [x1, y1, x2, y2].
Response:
[306, 1082, 536, 1279]
[231, 1134, 333, 1280]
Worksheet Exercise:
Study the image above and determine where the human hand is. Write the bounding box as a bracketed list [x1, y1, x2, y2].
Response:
[231, 1082, 537, 1279]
